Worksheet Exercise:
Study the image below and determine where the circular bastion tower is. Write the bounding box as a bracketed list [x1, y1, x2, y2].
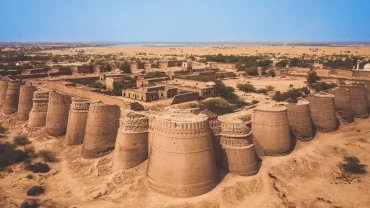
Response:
[147, 112, 217, 198]
[81, 102, 120, 159]
[343, 84, 369, 118]
[45, 91, 72, 136]
[253, 104, 291, 156]
[329, 87, 353, 121]
[65, 98, 90, 145]
[28, 90, 49, 127]
[219, 113, 259, 176]
[0, 79, 8, 106]
[113, 110, 149, 170]
[17, 84, 37, 121]
[2, 80, 22, 115]
[286, 98, 313, 140]
[308, 92, 338, 132]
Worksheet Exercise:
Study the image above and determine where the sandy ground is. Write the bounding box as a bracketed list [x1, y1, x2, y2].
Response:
[42, 45, 370, 57]
[0, 108, 370, 208]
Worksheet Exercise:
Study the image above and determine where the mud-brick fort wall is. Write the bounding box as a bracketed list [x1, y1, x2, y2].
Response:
[0, 80, 8, 105]
[286, 99, 313, 140]
[329, 88, 353, 120]
[343, 85, 368, 118]
[17, 85, 37, 121]
[45, 91, 72, 136]
[28, 91, 49, 128]
[147, 113, 217, 197]
[207, 114, 221, 166]
[219, 113, 258, 176]
[308, 93, 338, 132]
[2, 80, 22, 115]
[81, 102, 120, 158]
[252, 105, 291, 156]
[113, 110, 149, 170]
[65, 99, 90, 145]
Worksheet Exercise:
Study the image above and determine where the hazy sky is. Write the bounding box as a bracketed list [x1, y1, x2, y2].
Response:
[1, 0, 369, 42]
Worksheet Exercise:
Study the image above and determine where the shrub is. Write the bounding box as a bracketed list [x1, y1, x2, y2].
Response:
[20, 198, 39, 208]
[237, 83, 256, 93]
[26, 174, 33, 179]
[311, 81, 337, 92]
[27, 186, 45, 196]
[0, 125, 5, 134]
[87, 81, 104, 89]
[272, 89, 303, 102]
[268, 69, 276, 77]
[38, 150, 57, 162]
[341, 156, 367, 174]
[0, 142, 34, 170]
[215, 80, 244, 107]
[265, 85, 275, 91]
[27, 163, 50, 173]
[307, 71, 321, 84]
[202, 98, 235, 115]
[13, 136, 30, 146]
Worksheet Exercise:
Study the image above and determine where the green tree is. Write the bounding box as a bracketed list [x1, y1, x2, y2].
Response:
[307, 71, 320, 84]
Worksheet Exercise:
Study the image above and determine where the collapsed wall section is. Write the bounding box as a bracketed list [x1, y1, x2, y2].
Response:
[17, 84, 37, 121]
[308, 92, 338, 132]
[147, 112, 217, 197]
[45, 91, 72, 136]
[113, 110, 149, 170]
[252, 105, 291, 156]
[65, 98, 90, 145]
[2, 80, 21, 115]
[81, 102, 120, 158]
[28, 91, 49, 127]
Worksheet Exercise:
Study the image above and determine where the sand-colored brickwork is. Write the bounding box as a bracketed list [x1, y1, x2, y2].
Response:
[286, 99, 313, 140]
[329, 87, 353, 120]
[343, 85, 369, 118]
[113, 110, 149, 170]
[308, 92, 338, 132]
[45, 91, 72, 136]
[28, 90, 49, 127]
[17, 84, 37, 121]
[0, 80, 8, 106]
[219, 113, 258, 176]
[147, 112, 217, 197]
[2, 80, 21, 115]
[65, 98, 90, 145]
[253, 105, 291, 156]
[81, 102, 120, 158]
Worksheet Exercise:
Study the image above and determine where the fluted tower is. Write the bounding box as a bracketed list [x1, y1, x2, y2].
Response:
[219, 112, 258, 175]
[0, 80, 8, 106]
[308, 92, 338, 132]
[286, 98, 313, 140]
[45, 91, 72, 136]
[81, 102, 120, 158]
[17, 84, 37, 121]
[253, 105, 291, 156]
[2, 80, 21, 115]
[147, 112, 217, 197]
[65, 98, 90, 145]
[329, 87, 353, 121]
[343, 85, 368, 118]
[28, 91, 49, 127]
[113, 110, 149, 170]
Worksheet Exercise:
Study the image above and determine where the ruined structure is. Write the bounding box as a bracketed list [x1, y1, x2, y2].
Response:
[0, 80, 8, 106]
[81, 102, 120, 158]
[329, 87, 353, 121]
[45, 91, 72, 136]
[253, 105, 291, 156]
[17, 85, 37, 121]
[113, 110, 149, 170]
[219, 113, 258, 175]
[286, 98, 313, 140]
[2, 80, 21, 115]
[147, 113, 217, 197]
[28, 91, 49, 127]
[65, 98, 90, 145]
[308, 92, 338, 132]
[343, 85, 369, 118]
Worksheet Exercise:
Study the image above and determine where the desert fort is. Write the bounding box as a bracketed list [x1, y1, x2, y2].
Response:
[0, 43, 370, 208]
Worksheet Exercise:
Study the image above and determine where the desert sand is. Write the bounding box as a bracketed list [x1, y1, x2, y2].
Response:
[1, 108, 369, 208]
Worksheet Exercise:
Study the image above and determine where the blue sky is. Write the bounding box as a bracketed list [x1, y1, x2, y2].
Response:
[1, 0, 369, 42]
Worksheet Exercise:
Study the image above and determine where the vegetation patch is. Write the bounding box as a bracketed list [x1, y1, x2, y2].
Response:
[0, 142, 35, 170]
[20, 198, 39, 208]
[38, 150, 57, 162]
[341, 156, 367, 174]
[13, 136, 31, 146]
[27, 162, 50, 173]
[27, 186, 45, 196]
[202, 98, 235, 115]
